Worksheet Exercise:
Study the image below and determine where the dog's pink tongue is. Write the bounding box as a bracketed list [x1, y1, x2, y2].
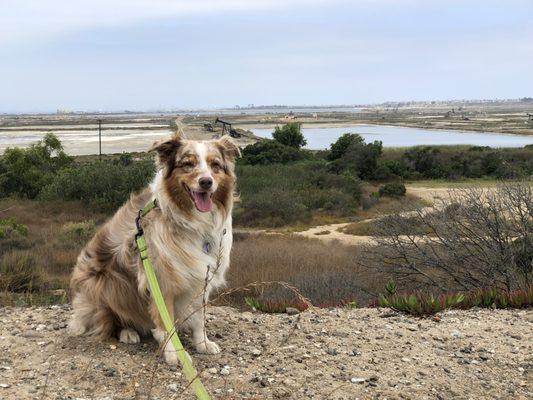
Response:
[192, 191, 213, 212]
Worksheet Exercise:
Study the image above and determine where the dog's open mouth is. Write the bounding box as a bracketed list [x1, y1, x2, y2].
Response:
[185, 186, 213, 212]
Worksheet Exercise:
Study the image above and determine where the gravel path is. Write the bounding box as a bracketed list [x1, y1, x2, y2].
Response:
[0, 305, 531, 399]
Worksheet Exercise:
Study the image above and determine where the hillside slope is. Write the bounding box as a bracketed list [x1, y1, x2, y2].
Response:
[0, 306, 531, 399]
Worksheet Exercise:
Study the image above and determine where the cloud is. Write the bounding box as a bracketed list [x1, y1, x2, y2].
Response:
[0, 0, 349, 46]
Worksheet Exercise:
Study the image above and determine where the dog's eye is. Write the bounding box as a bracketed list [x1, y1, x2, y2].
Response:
[180, 161, 195, 169]
[211, 161, 222, 172]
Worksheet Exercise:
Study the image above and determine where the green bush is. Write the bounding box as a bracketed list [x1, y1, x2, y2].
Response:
[378, 182, 406, 197]
[0, 133, 72, 198]
[328, 134, 383, 179]
[272, 122, 306, 148]
[241, 139, 306, 165]
[0, 218, 30, 253]
[60, 220, 96, 246]
[40, 159, 155, 211]
[327, 133, 364, 161]
[235, 162, 361, 227]
[0, 251, 41, 292]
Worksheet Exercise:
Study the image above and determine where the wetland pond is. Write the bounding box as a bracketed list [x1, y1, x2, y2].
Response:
[251, 125, 533, 149]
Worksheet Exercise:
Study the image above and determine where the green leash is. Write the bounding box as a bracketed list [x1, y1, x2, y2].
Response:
[135, 199, 211, 400]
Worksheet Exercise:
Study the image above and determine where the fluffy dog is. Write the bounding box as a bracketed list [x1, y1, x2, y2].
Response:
[68, 134, 239, 364]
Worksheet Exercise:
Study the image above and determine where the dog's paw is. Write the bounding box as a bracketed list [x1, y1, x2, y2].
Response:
[163, 349, 179, 365]
[195, 339, 221, 354]
[67, 319, 86, 336]
[119, 328, 140, 344]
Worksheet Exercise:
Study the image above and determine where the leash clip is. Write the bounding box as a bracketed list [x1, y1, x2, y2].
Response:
[135, 210, 144, 238]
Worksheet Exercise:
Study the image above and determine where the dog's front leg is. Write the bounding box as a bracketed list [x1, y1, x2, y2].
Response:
[175, 295, 220, 354]
[150, 296, 181, 365]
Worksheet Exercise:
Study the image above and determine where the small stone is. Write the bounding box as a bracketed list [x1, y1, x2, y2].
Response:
[451, 330, 462, 338]
[103, 367, 116, 377]
[207, 367, 218, 374]
[350, 377, 366, 384]
[109, 345, 117, 350]
[326, 348, 337, 356]
[251, 348, 262, 357]
[220, 366, 230, 376]
[0, 384, 10, 388]
[510, 334, 522, 340]
[401, 357, 411, 362]
[286, 307, 300, 316]
[167, 383, 179, 392]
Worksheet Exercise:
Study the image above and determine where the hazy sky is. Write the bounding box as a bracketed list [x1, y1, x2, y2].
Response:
[1, 0, 532, 112]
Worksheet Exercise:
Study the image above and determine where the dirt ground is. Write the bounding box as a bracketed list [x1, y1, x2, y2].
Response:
[0, 305, 531, 400]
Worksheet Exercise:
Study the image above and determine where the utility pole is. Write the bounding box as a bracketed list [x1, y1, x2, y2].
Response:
[98, 119, 102, 159]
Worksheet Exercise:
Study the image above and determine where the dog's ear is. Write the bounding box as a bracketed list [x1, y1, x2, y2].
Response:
[216, 135, 241, 161]
[150, 135, 182, 168]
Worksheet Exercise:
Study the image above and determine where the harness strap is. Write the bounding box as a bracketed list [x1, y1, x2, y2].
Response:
[135, 199, 210, 400]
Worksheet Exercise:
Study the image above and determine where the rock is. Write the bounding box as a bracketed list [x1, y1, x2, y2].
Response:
[401, 357, 411, 362]
[510, 334, 522, 340]
[326, 348, 337, 356]
[0, 383, 10, 388]
[167, 383, 179, 392]
[350, 377, 366, 384]
[251, 348, 262, 357]
[220, 366, 230, 376]
[286, 307, 300, 316]
[103, 367, 116, 377]
[207, 367, 218, 374]
[451, 329, 462, 338]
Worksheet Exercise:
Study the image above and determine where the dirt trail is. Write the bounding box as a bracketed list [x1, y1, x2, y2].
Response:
[0, 305, 531, 399]
[295, 186, 449, 246]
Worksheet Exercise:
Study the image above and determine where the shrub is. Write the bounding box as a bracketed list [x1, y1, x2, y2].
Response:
[40, 159, 155, 211]
[0, 218, 30, 253]
[60, 220, 96, 247]
[0, 251, 41, 292]
[378, 182, 406, 197]
[0, 133, 72, 198]
[327, 133, 365, 161]
[235, 162, 361, 227]
[0, 217, 28, 238]
[372, 182, 533, 291]
[272, 122, 306, 148]
[328, 134, 383, 179]
[240, 139, 305, 165]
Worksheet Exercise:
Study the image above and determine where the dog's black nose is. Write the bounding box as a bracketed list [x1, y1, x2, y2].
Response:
[199, 177, 213, 190]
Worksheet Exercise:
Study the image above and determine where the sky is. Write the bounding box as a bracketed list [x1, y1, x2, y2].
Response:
[1, 0, 532, 113]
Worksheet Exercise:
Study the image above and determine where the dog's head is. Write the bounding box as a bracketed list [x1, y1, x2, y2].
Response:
[151, 135, 240, 214]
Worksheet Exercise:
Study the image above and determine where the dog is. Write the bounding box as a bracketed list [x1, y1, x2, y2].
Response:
[68, 134, 239, 364]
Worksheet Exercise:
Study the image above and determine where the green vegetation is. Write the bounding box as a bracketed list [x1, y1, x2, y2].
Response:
[378, 182, 406, 197]
[0, 133, 72, 198]
[376, 280, 532, 316]
[272, 122, 306, 148]
[40, 158, 154, 211]
[240, 139, 308, 165]
[235, 162, 362, 227]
